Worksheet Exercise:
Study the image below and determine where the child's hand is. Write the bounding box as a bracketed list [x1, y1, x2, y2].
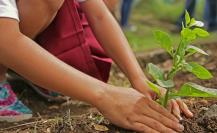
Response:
[96, 86, 184, 132]
[131, 79, 193, 120]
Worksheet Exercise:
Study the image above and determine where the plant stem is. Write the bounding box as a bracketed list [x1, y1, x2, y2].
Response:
[167, 69, 175, 80]
[163, 39, 186, 107]
[163, 88, 170, 107]
[164, 67, 179, 107]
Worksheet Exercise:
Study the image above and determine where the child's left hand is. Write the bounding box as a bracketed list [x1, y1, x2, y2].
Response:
[132, 80, 193, 120]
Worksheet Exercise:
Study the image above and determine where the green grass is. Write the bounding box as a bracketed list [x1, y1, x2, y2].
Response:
[126, 0, 217, 52]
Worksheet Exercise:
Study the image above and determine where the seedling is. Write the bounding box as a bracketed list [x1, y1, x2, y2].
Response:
[146, 11, 217, 108]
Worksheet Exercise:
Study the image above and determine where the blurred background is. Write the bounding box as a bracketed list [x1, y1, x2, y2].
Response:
[111, 0, 217, 52]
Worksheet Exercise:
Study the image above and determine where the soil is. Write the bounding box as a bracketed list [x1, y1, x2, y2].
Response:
[0, 42, 217, 133]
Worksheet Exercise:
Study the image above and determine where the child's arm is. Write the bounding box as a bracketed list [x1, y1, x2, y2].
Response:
[80, 0, 193, 118]
[0, 18, 103, 105]
[0, 18, 181, 132]
[80, 0, 151, 96]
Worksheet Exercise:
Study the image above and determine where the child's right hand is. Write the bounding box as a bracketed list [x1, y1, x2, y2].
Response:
[95, 86, 184, 133]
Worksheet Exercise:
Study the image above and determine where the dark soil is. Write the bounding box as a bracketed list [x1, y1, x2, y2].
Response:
[0, 42, 217, 133]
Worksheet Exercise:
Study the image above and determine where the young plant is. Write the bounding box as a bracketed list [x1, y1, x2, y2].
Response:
[146, 11, 217, 108]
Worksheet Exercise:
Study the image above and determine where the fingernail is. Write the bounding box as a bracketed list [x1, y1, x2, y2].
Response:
[178, 124, 184, 131]
[189, 111, 194, 117]
[176, 114, 183, 121]
[178, 115, 183, 121]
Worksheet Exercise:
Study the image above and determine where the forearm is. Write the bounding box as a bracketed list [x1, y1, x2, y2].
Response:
[81, 1, 147, 85]
[0, 19, 106, 106]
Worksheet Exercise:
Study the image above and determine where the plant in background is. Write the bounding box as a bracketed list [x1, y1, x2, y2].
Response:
[146, 11, 217, 108]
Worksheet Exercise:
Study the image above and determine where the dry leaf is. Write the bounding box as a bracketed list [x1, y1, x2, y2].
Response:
[93, 124, 109, 131]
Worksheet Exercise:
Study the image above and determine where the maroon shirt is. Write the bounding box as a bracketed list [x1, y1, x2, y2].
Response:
[36, 0, 112, 82]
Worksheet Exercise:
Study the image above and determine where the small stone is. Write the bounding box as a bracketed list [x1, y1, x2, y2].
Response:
[200, 107, 209, 111]
[46, 128, 51, 133]
[93, 124, 109, 131]
[48, 105, 59, 110]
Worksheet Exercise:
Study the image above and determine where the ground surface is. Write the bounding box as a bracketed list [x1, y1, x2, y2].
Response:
[0, 42, 217, 133]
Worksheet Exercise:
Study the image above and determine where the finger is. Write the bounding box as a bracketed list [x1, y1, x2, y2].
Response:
[148, 100, 179, 122]
[167, 100, 173, 113]
[135, 115, 178, 133]
[171, 99, 182, 120]
[176, 98, 193, 118]
[130, 122, 160, 133]
[143, 108, 183, 132]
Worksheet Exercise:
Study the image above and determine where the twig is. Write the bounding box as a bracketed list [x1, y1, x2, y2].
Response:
[0, 118, 59, 131]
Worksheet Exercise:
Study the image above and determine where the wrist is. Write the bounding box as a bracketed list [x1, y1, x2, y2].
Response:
[129, 71, 147, 84]
[130, 76, 156, 99]
[86, 81, 108, 107]
[131, 75, 148, 90]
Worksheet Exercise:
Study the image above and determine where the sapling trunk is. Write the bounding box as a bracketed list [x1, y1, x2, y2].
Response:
[162, 39, 186, 108]
[162, 70, 176, 107]
[163, 88, 170, 107]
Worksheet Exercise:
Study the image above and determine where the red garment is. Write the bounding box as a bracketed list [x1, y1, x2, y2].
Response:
[36, 0, 112, 82]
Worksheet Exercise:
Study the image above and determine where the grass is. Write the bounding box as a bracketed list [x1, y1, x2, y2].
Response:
[126, 0, 217, 52]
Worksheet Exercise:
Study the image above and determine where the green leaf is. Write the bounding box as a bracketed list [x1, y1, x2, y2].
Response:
[147, 63, 164, 81]
[182, 22, 185, 29]
[156, 79, 175, 88]
[184, 62, 213, 79]
[153, 30, 173, 54]
[183, 61, 193, 71]
[186, 45, 208, 56]
[193, 28, 209, 37]
[171, 82, 217, 98]
[146, 80, 160, 96]
[189, 18, 196, 27]
[185, 10, 191, 25]
[181, 28, 196, 42]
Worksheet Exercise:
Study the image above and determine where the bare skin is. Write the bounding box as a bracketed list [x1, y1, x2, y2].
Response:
[0, 18, 183, 133]
[0, 0, 191, 132]
[104, 0, 119, 12]
[17, 0, 65, 39]
[80, 0, 193, 119]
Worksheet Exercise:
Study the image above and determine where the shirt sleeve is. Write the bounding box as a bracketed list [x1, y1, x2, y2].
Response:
[0, 0, 19, 21]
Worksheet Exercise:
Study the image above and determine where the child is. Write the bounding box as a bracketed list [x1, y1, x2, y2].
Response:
[0, 0, 192, 132]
